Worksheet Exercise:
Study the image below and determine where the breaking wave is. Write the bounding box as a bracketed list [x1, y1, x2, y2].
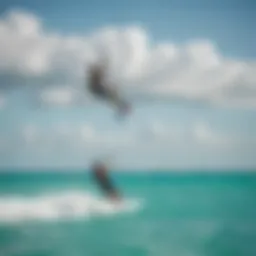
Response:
[0, 190, 142, 224]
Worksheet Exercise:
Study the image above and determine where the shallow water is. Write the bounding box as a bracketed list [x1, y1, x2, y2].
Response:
[0, 171, 255, 256]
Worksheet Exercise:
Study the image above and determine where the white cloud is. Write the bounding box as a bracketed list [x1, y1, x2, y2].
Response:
[0, 9, 256, 109]
[193, 122, 225, 146]
[0, 119, 254, 169]
[19, 120, 256, 159]
[149, 121, 166, 138]
[80, 124, 96, 142]
[80, 129, 135, 147]
[23, 123, 38, 143]
[40, 87, 76, 106]
[144, 120, 255, 149]
[20, 122, 135, 150]
[191, 121, 256, 149]
[141, 120, 181, 143]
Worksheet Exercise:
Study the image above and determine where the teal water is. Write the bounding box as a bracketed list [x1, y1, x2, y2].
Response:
[0, 171, 256, 256]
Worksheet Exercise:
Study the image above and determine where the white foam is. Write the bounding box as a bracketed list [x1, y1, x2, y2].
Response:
[0, 190, 142, 224]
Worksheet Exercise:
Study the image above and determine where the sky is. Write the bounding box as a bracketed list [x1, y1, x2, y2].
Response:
[0, 0, 255, 170]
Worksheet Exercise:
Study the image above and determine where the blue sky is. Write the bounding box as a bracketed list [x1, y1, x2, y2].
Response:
[1, 0, 255, 58]
[0, 0, 255, 170]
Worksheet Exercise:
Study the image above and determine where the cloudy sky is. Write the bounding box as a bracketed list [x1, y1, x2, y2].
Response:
[0, 0, 255, 170]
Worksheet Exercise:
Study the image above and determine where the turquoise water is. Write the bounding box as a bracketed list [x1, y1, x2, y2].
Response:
[0, 171, 256, 256]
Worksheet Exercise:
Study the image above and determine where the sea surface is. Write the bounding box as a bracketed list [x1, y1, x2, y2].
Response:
[0, 170, 255, 256]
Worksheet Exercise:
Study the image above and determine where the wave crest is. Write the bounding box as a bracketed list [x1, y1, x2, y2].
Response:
[0, 190, 142, 223]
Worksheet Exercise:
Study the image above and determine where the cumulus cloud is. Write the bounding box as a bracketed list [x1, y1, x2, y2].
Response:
[192, 121, 256, 150]
[79, 125, 135, 147]
[144, 120, 256, 150]
[0, 119, 253, 168]
[23, 123, 38, 143]
[21, 122, 135, 150]
[20, 120, 255, 153]
[0, 9, 255, 108]
[140, 120, 181, 144]
[39, 87, 76, 106]
[80, 124, 95, 141]
[193, 122, 227, 146]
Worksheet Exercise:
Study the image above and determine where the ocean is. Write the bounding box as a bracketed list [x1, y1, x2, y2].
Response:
[0, 171, 255, 256]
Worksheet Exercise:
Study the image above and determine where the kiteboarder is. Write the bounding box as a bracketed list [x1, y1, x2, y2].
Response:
[86, 59, 131, 117]
[91, 160, 121, 201]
